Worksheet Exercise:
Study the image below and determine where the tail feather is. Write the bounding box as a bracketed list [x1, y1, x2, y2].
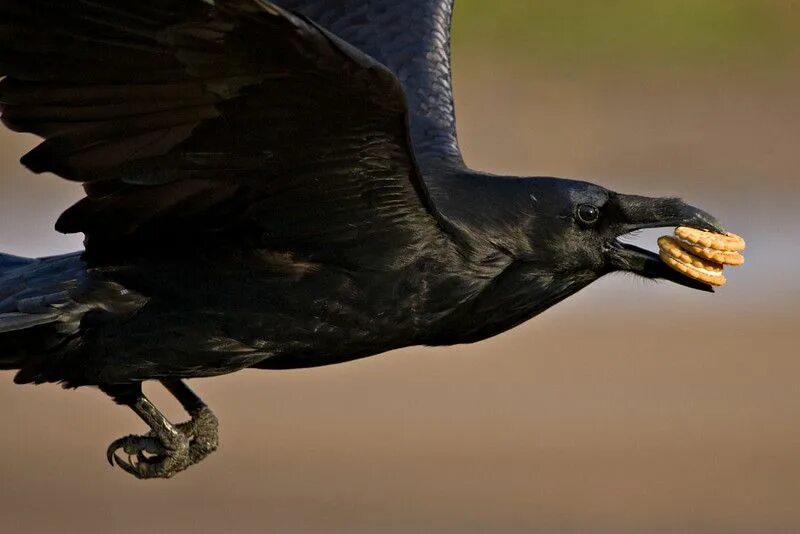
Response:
[0, 251, 86, 370]
[0, 252, 87, 332]
[0, 253, 37, 270]
[0, 251, 147, 382]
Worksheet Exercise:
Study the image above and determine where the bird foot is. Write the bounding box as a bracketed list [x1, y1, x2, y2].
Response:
[175, 406, 219, 465]
[107, 407, 218, 479]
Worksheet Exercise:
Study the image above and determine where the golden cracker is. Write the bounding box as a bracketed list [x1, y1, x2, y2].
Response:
[657, 237, 723, 271]
[659, 252, 727, 286]
[675, 241, 744, 266]
[657, 236, 726, 286]
[674, 227, 745, 252]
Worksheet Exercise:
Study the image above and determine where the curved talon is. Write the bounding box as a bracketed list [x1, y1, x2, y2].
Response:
[106, 432, 189, 479]
[107, 435, 133, 466]
[105, 385, 220, 479]
[106, 411, 218, 479]
[106, 434, 166, 465]
[112, 453, 139, 477]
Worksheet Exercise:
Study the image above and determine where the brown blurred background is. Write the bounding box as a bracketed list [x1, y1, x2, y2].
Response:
[1, 1, 799, 533]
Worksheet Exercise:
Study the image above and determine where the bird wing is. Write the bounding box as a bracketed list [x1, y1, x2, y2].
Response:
[275, 0, 463, 165]
[0, 0, 453, 266]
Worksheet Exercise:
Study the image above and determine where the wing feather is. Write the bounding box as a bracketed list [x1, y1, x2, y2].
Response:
[0, 0, 452, 266]
[276, 0, 463, 164]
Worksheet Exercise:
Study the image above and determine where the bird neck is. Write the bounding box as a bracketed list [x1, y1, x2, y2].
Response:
[423, 166, 536, 260]
[427, 261, 598, 346]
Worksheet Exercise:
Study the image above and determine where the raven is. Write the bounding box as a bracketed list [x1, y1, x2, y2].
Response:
[0, 0, 726, 478]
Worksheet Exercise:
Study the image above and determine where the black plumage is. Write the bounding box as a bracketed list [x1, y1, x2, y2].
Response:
[0, 0, 727, 478]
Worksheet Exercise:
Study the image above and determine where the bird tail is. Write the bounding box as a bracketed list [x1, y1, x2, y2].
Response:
[0, 252, 84, 371]
[0, 254, 31, 369]
[0, 254, 41, 370]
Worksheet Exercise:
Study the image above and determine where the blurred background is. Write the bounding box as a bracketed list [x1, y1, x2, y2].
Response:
[1, 1, 798, 532]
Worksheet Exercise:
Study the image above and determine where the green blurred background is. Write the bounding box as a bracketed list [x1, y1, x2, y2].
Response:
[1, 2, 798, 533]
[455, 0, 800, 69]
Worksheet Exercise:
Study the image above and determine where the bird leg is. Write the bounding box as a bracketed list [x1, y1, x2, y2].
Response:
[160, 379, 219, 466]
[105, 380, 218, 479]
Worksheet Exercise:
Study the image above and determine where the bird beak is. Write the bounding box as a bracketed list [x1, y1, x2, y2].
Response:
[612, 193, 726, 235]
[607, 194, 727, 292]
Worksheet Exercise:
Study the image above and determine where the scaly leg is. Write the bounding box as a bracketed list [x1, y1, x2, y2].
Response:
[160, 379, 219, 466]
[104, 380, 218, 479]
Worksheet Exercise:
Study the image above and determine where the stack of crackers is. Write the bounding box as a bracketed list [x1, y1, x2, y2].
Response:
[658, 227, 745, 286]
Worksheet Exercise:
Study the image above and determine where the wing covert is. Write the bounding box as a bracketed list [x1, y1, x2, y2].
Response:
[275, 0, 463, 165]
[0, 0, 451, 266]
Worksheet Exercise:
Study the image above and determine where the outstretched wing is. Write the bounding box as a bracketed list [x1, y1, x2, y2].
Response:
[275, 0, 463, 165]
[0, 0, 451, 266]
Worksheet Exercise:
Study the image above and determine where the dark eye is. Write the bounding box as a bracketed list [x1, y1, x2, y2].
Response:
[576, 204, 600, 225]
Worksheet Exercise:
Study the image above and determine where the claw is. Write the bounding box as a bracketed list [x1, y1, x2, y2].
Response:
[113, 453, 142, 478]
[106, 436, 129, 466]
[111, 453, 127, 469]
[105, 432, 188, 479]
[106, 408, 219, 479]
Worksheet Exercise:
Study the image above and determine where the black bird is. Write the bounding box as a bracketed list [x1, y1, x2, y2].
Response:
[0, 0, 726, 479]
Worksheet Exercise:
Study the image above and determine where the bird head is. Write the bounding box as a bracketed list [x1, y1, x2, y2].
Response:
[520, 178, 726, 292]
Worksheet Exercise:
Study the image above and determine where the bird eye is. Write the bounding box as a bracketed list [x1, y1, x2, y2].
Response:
[576, 204, 600, 226]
